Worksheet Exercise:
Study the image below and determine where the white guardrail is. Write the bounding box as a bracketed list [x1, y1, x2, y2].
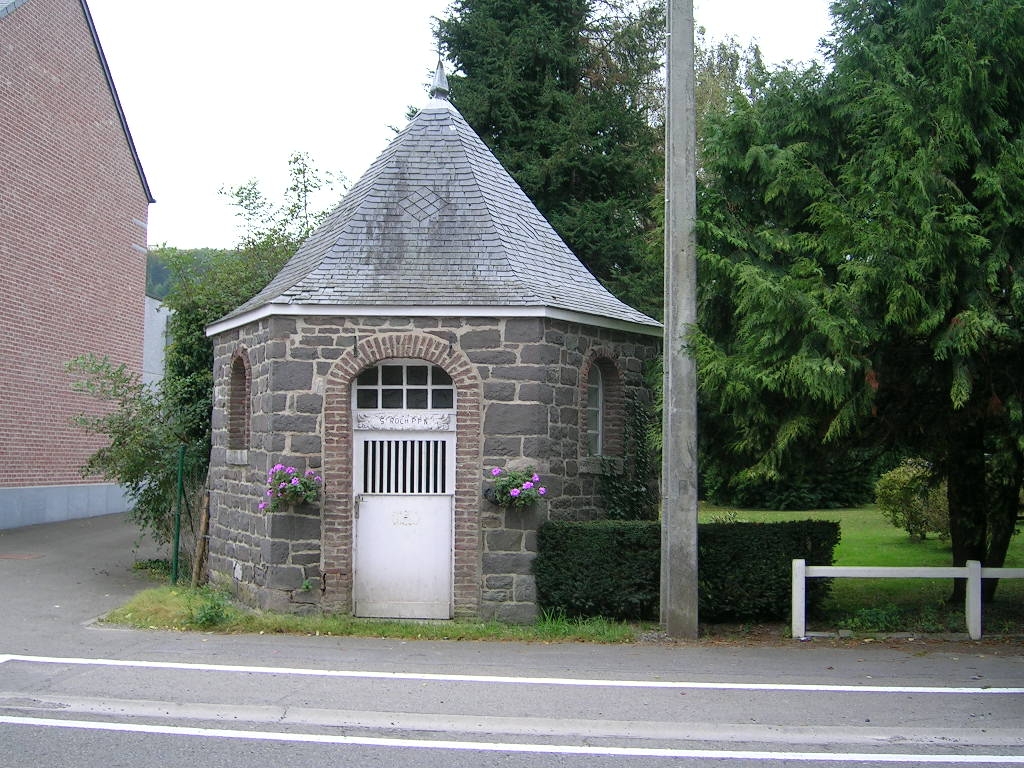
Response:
[791, 559, 1024, 640]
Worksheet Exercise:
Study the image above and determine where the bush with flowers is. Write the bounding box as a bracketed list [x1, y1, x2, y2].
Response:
[259, 464, 323, 512]
[487, 466, 547, 508]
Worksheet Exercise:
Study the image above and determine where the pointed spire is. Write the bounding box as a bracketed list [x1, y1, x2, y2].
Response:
[429, 60, 449, 101]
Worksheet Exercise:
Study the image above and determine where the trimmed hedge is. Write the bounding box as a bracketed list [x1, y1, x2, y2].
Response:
[533, 519, 840, 622]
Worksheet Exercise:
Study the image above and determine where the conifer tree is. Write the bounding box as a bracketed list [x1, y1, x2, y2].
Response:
[695, 0, 1024, 593]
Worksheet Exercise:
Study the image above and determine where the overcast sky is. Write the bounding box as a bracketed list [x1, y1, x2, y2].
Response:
[85, 0, 833, 250]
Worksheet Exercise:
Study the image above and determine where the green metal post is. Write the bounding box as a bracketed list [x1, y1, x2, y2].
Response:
[171, 444, 184, 584]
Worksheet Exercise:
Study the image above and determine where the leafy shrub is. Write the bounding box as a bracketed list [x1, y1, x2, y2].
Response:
[697, 521, 840, 621]
[533, 521, 660, 620]
[187, 588, 230, 628]
[874, 458, 949, 539]
[533, 519, 841, 622]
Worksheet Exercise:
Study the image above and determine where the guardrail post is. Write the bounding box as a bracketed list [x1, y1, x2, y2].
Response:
[966, 560, 982, 640]
[791, 559, 806, 639]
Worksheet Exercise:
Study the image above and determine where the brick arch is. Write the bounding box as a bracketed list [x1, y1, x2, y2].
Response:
[320, 332, 483, 617]
[227, 347, 252, 451]
[579, 347, 626, 458]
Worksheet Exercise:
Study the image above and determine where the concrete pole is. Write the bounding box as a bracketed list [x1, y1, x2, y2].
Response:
[660, 0, 699, 638]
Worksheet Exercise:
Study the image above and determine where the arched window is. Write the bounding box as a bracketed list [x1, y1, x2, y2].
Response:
[582, 355, 623, 458]
[586, 365, 604, 456]
[227, 352, 251, 451]
[353, 360, 454, 411]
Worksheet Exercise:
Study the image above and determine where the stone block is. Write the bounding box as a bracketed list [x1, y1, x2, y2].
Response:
[269, 317, 297, 337]
[482, 551, 535, 576]
[490, 365, 548, 382]
[483, 381, 516, 401]
[513, 575, 537, 603]
[494, 601, 538, 625]
[272, 361, 314, 391]
[483, 437, 522, 456]
[267, 564, 305, 590]
[271, 413, 318, 432]
[505, 318, 543, 342]
[518, 382, 554, 404]
[520, 344, 561, 365]
[485, 529, 524, 552]
[295, 394, 324, 414]
[291, 434, 322, 454]
[484, 403, 547, 435]
[459, 329, 501, 349]
[468, 349, 517, 365]
[257, 588, 295, 612]
[522, 436, 556, 458]
[484, 574, 514, 589]
[261, 538, 291, 565]
[268, 512, 322, 541]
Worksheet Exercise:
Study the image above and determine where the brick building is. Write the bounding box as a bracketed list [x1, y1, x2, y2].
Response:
[204, 65, 660, 622]
[0, 0, 153, 528]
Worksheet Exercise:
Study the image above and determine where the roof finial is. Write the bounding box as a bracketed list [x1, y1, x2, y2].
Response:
[429, 59, 449, 101]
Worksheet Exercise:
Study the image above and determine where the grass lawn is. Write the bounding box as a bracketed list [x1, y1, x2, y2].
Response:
[700, 503, 1024, 635]
[113, 505, 1021, 642]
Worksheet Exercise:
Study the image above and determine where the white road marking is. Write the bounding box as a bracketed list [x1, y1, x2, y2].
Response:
[1, 714, 1022, 763]
[1, 654, 1020, 694]
[2, 691, 1023, 747]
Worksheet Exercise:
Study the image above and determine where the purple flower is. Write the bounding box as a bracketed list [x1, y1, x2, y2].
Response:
[532, 473, 540, 483]
[266, 489, 273, 496]
[509, 488, 521, 497]
[305, 469, 315, 477]
[522, 481, 534, 490]
[538, 487, 547, 495]
[258, 501, 267, 510]
[491, 467, 502, 476]
[290, 477, 300, 485]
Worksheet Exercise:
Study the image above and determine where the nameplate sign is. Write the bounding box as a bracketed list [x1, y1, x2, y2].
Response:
[355, 412, 453, 431]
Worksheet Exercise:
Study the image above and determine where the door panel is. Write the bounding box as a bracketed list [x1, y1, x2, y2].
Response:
[353, 493, 453, 619]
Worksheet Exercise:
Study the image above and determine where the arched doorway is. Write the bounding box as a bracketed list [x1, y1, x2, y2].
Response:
[351, 359, 456, 618]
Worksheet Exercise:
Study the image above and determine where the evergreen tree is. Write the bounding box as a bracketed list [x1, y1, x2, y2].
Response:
[436, 0, 664, 309]
[695, 0, 1024, 594]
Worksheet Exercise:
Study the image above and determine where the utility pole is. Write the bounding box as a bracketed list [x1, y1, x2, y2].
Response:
[660, 0, 699, 639]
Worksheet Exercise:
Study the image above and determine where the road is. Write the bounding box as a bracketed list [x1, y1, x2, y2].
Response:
[1, 514, 1023, 767]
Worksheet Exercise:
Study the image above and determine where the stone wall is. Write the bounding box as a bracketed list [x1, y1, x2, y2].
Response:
[207, 312, 658, 621]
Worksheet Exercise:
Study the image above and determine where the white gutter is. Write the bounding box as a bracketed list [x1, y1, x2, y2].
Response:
[205, 303, 662, 339]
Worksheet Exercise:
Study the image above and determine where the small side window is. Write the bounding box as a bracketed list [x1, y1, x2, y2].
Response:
[228, 352, 251, 450]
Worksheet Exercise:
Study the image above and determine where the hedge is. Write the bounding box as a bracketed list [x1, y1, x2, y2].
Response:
[533, 519, 840, 622]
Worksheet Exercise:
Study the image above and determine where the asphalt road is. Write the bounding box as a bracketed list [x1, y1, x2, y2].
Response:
[1, 513, 1023, 767]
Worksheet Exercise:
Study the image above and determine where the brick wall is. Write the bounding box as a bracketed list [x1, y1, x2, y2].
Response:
[0, 0, 149, 490]
[207, 313, 658, 621]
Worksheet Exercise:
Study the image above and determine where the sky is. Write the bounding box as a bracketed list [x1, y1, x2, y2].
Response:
[86, 0, 833, 250]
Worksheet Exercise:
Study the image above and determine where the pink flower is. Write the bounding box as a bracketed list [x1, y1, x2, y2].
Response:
[491, 467, 502, 476]
[538, 487, 547, 495]
[532, 474, 540, 483]
[522, 481, 534, 490]
[258, 501, 267, 510]
[509, 488, 521, 497]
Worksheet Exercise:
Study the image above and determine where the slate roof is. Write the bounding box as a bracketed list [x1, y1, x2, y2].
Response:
[214, 65, 659, 334]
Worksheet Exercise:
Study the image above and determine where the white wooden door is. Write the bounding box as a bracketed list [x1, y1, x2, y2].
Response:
[352, 362, 455, 619]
